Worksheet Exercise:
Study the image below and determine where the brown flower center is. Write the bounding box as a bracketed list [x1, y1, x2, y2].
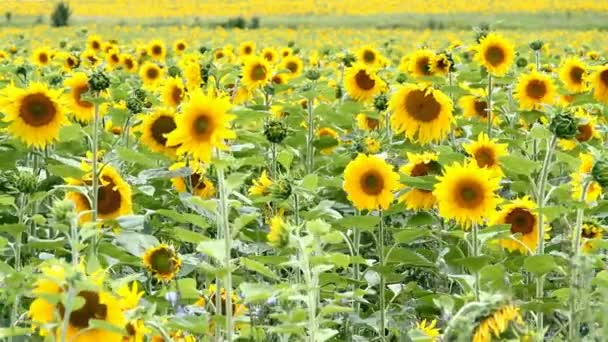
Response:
[58, 291, 107, 329]
[244, 46, 252, 54]
[363, 50, 375, 63]
[67, 57, 76, 67]
[151, 45, 162, 56]
[525, 79, 547, 99]
[264, 52, 274, 61]
[38, 53, 49, 64]
[91, 41, 101, 50]
[97, 176, 122, 215]
[484, 45, 505, 67]
[455, 180, 484, 209]
[286, 61, 299, 73]
[151, 115, 176, 145]
[354, 69, 376, 90]
[146, 66, 160, 80]
[74, 85, 93, 109]
[600, 70, 608, 87]
[404, 89, 441, 122]
[110, 53, 120, 63]
[569, 66, 584, 84]
[360, 170, 384, 196]
[170, 85, 183, 105]
[576, 124, 593, 142]
[366, 117, 379, 129]
[272, 75, 284, 85]
[19, 93, 57, 127]
[177, 43, 185, 51]
[416, 56, 432, 76]
[250, 63, 268, 81]
[474, 147, 496, 168]
[124, 58, 134, 69]
[192, 114, 212, 139]
[474, 100, 488, 118]
[505, 208, 535, 235]
[150, 247, 177, 274]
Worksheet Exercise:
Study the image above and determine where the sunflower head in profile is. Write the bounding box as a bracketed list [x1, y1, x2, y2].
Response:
[514, 71, 556, 110]
[195, 284, 248, 319]
[173, 39, 187, 55]
[463, 132, 508, 177]
[589, 65, 608, 104]
[271, 73, 288, 86]
[267, 215, 289, 248]
[143, 244, 181, 281]
[57, 52, 79, 71]
[356, 45, 382, 67]
[571, 152, 602, 203]
[317, 127, 340, 155]
[139, 62, 164, 88]
[558, 57, 587, 93]
[474, 33, 515, 77]
[121, 54, 138, 73]
[136, 108, 178, 157]
[64, 72, 94, 123]
[581, 221, 603, 253]
[343, 154, 400, 211]
[472, 304, 524, 342]
[356, 113, 382, 131]
[433, 161, 502, 228]
[414, 319, 440, 341]
[242, 56, 272, 89]
[344, 63, 386, 102]
[32, 46, 52, 66]
[165, 90, 235, 162]
[389, 84, 453, 144]
[558, 108, 601, 150]
[281, 55, 304, 78]
[239, 41, 256, 57]
[458, 87, 494, 122]
[408, 49, 436, 78]
[28, 263, 126, 341]
[248, 170, 273, 196]
[147, 39, 166, 60]
[399, 152, 441, 210]
[491, 197, 548, 254]
[261, 47, 278, 64]
[1, 82, 67, 148]
[124, 319, 149, 342]
[161, 77, 185, 108]
[169, 161, 217, 199]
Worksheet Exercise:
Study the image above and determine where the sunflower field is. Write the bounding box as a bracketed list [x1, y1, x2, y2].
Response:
[2, 1, 608, 342]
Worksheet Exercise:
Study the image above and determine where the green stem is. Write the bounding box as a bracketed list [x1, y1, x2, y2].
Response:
[378, 210, 386, 340]
[535, 135, 557, 336]
[535, 50, 541, 71]
[91, 98, 100, 225]
[471, 222, 480, 302]
[216, 150, 233, 341]
[271, 143, 277, 179]
[306, 98, 315, 173]
[568, 181, 590, 341]
[60, 287, 76, 342]
[486, 74, 493, 139]
[299, 236, 316, 342]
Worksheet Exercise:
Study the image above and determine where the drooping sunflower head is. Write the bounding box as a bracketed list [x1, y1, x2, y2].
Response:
[415, 319, 440, 341]
[317, 127, 340, 155]
[514, 71, 556, 110]
[356, 113, 381, 131]
[581, 221, 603, 253]
[589, 65, 608, 104]
[169, 161, 216, 199]
[139, 62, 164, 88]
[571, 152, 602, 203]
[268, 216, 289, 248]
[463, 132, 509, 176]
[142, 244, 182, 281]
[137, 108, 178, 156]
[2, 82, 68, 148]
[491, 197, 545, 254]
[343, 154, 401, 211]
[474, 33, 515, 77]
[472, 305, 524, 342]
[558, 57, 587, 93]
[558, 108, 600, 150]
[281, 55, 304, 78]
[344, 63, 386, 102]
[261, 47, 278, 64]
[356, 45, 382, 67]
[161, 76, 185, 108]
[96, 165, 133, 221]
[173, 39, 187, 54]
[389, 84, 454, 144]
[64, 72, 94, 123]
[433, 161, 502, 227]
[242, 56, 272, 89]
[147, 39, 166, 60]
[165, 90, 235, 162]
[399, 152, 441, 210]
[408, 49, 436, 78]
[239, 41, 256, 57]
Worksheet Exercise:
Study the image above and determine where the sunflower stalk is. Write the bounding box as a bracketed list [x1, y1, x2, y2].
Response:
[486, 74, 493, 139]
[378, 209, 386, 340]
[91, 95, 100, 231]
[59, 286, 76, 342]
[298, 232, 317, 342]
[535, 134, 557, 335]
[9, 193, 26, 342]
[306, 98, 315, 173]
[471, 222, 481, 302]
[568, 180, 590, 341]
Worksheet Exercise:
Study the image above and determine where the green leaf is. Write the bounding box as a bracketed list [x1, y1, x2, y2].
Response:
[239, 282, 273, 303]
[197, 240, 225, 262]
[529, 124, 552, 139]
[453, 256, 492, 273]
[0, 195, 14, 207]
[166, 316, 208, 335]
[326, 253, 350, 268]
[388, 248, 434, 267]
[400, 175, 437, 191]
[277, 149, 294, 170]
[335, 215, 379, 231]
[241, 257, 279, 280]
[394, 228, 430, 244]
[524, 255, 557, 276]
[319, 304, 353, 317]
[500, 155, 540, 175]
[0, 224, 26, 238]
[172, 227, 209, 244]
[301, 174, 319, 191]
[313, 135, 339, 149]
[89, 319, 126, 335]
[436, 146, 465, 165]
[316, 328, 339, 342]
[407, 211, 435, 226]
[0, 328, 30, 338]
[47, 163, 86, 178]
[117, 147, 156, 168]
[59, 124, 85, 142]
[156, 209, 209, 229]
[226, 172, 250, 192]
[176, 278, 200, 299]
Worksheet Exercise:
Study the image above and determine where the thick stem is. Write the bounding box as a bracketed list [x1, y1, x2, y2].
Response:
[299, 237, 316, 342]
[91, 99, 100, 225]
[378, 210, 386, 340]
[271, 143, 277, 179]
[568, 181, 590, 341]
[60, 288, 76, 342]
[216, 150, 233, 341]
[471, 223, 480, 302]
[306, 98, 315, 173]
[486, 74, 493, 139]
[535, 50, 541, 71]
[535, 135, 557, 335]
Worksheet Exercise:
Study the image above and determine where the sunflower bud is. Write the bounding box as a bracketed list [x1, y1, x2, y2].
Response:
[49, 74, 63, 86]
[168, 65, 181, 77]
[50, 199, 77, 225]
[264, 120, 288, 144]
[396, 73, 407, 84]
[529, 40, 544, 51]
[549, 112, 579, 139]
[516, 57, 528, 68]
[133, 88, 147, 101]
[373, 93, 389, 112]
[305, 69, 321, 81]
[342, 53, 356, 67]
[198, 46, 209, 54]
[270, 178, 292, 200]
[88, 70, 110, 92]
[14, 172, 38, 194]
[15, 66, 27, 80]
[591, 157, 608, 189]
[126, 96, 143, 115]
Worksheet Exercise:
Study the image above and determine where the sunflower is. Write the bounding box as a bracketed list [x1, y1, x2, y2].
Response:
[137, 108, 178, 156]
[121, 54, 138, 73]
[581, 222, 603, 253]
[431, 53, 451, 75]
[389, 84, 453, 144]
[474, 33, 515, 77]
[281, 55, 304, 78]
[415, 319, 440, 341]
[195, 284, 248, 319]
[117, 282, 144, 311]
[173, 39, 188, 55]
[343, 154, 400, 211]
[239, 41, 256, 57]
[32, 46, 52, 66]
[169, 161, 216, 198]
[463, 132, 508, 177]
[271, 73, 288, 85]
[317, 127, 340, 155]
[492, 197, 548, 254]
[571, 153, 602, 203]
[558, 108, 601, 150]
[589, 65, 608, 103]
[183, 62, 202, 91]
[268, 216, 288, 248]
[87, 34, 103, 51]
[365, 137, 381, 154]
[124, 320, 148, 342]
[514, 71, 556, 110]
[147, 39, 166, 60]
[105, 48, 121, 69]
[142, 244, 181, 281]
[139, 62, 164, 88]
[280, 47, 293, 58]
[344, 63, 386, 102]
[64, 72, 94, 123]
[356, 113, 381, 131]
[399, 152, 441, 210]
[433, 162, 502, 227]
[161, 77, 185, 108]
[213, 48, 231, 62]
[249, 170, 273, 196]
[29, 265, 125, 342]
[242, 56, 272, 89]
[472, 305, 523, 342]
[2, 82, 67, 148]
[558, 57, 587, 93]
[458, 94, 491, 121]
[165, 90, 235, 162]
[356, 45, 382, 67]
[261, 47, 278, 64]
[81, 49, 101, 68]
[57, 52, 79, 71]
[408, 49, 435, 78]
